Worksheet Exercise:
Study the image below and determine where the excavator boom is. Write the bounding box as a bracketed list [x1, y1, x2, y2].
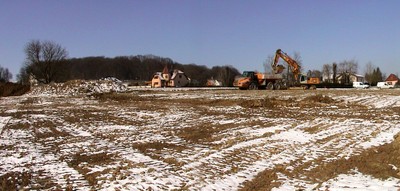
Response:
[272, 49, 301, 80]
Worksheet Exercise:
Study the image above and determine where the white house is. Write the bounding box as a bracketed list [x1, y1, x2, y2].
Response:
[322, 73, 365, 84]
[151, 65, 190, 88]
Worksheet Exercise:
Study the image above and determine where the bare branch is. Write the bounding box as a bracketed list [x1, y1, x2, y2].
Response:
[22, 40, 68, 84]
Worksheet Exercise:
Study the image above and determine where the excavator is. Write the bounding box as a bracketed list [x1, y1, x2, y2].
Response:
[272, 49, 300, 80]
[272, 49, 320, 89]
[233, 49, 320, 90]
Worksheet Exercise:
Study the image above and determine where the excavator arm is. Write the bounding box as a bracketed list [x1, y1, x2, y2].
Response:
[272, 49, 301, 80]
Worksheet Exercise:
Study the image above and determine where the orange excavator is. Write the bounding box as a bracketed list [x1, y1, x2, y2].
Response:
[272, 49, 320, 89]
[272, 49, 300, 80]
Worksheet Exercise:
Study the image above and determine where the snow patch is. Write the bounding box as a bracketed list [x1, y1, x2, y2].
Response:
[0, 116, 11, 133]
[360, 126, 400, 149]
[321, 169, 400, 191]
[270, 129, 313, 144]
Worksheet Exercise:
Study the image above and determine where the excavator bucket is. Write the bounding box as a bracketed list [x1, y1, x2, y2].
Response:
[274, 65, 285, 74]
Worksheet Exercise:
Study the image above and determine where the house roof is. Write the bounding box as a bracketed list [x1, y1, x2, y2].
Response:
[354, 74, 364, 78]
[336, 73, 364, 78]
[386, 74, 399, 81]
[162, 65, 169, 74]
[170, 70, 187, 80]
[153, 72, 165, 80]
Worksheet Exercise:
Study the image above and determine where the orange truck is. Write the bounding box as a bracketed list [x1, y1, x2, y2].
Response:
[233, 71, 285, 90]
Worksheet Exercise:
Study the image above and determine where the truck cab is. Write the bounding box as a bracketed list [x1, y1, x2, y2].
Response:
[234, 71, 258, 90]
[241, 71, 257, 80]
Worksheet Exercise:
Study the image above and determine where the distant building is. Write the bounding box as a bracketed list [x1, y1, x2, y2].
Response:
[168, 70, 190, 87]
[385, 74, 399, 86]
[322, 72, 365, 84]
[151, 65, 190, 88]
[321, 73, 334, 83]
[206, 78, 222, 87]
[336, 73, 364, 84]
[151, 72, 166, 88]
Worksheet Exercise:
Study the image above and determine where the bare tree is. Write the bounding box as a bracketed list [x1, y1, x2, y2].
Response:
[211, 65, 240, 86]
[382, 72, 387, 82]
[332, 62, 337, 83]
[0, 66, 12, 82]
[263, 55, 274, 74]
[364, 62, 375, 83]
[338, 59, 358, 74]
[311, 70, 322, 78]
[22, 40, 68, 84]
[363, 62, 387, 86]
[17, 66, 30, 84]
[307, 69, 322, 77]
[322, 64, 332, 82]
[287, 51, 302, 84]
[292, 51, 303, 71]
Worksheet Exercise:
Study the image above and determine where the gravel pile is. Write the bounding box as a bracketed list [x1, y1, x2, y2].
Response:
[28, 77, 127, 96]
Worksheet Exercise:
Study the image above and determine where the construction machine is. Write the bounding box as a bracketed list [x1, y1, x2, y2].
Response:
[233, 71, 285, 90]
[272, 49, 300, 80]
[234, 49, 321, 90]
[272, 49, 320, 89]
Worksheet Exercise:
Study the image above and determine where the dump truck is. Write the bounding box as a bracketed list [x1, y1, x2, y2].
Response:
[233, 71, 285, 90]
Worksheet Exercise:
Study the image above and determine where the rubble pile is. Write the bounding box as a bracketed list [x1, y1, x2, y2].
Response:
[28, 77, 127, 96]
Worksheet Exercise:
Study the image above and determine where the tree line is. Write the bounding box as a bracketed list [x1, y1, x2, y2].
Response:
[321, 61, 387, 86]
[7, 40, 395, 87]
[17, 40, 240, 86]
[0, 65, 12, 82]
[264, 49, 388, 86]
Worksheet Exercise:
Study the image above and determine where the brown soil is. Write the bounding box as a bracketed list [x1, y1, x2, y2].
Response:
[0, 82, 30, 97]
[1, 88, 400, 190]
[240, 133, 400, 191]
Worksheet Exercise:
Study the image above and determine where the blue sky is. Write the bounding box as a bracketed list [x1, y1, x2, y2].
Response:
[1, 0, 400, 79]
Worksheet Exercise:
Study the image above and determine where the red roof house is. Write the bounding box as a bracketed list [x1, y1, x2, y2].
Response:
[385, 74, 399, 86]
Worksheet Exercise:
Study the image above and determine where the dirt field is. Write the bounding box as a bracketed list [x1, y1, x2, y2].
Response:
[1, 88, 400, 190]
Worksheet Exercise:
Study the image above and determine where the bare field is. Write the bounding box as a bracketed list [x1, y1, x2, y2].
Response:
[1, 88, 400, 190]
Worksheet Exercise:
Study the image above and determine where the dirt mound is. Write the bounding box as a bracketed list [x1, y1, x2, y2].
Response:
[28, 78, 127, 96]
[240, 97, 276, 108]
[0, 82, 30, 97]
[302, 94, 335, 104]
[0, 171, 32, 190]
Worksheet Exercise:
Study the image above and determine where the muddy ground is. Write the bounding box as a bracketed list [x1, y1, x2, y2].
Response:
[1, 88, 400, 190]
[0, 82, 30, 97]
